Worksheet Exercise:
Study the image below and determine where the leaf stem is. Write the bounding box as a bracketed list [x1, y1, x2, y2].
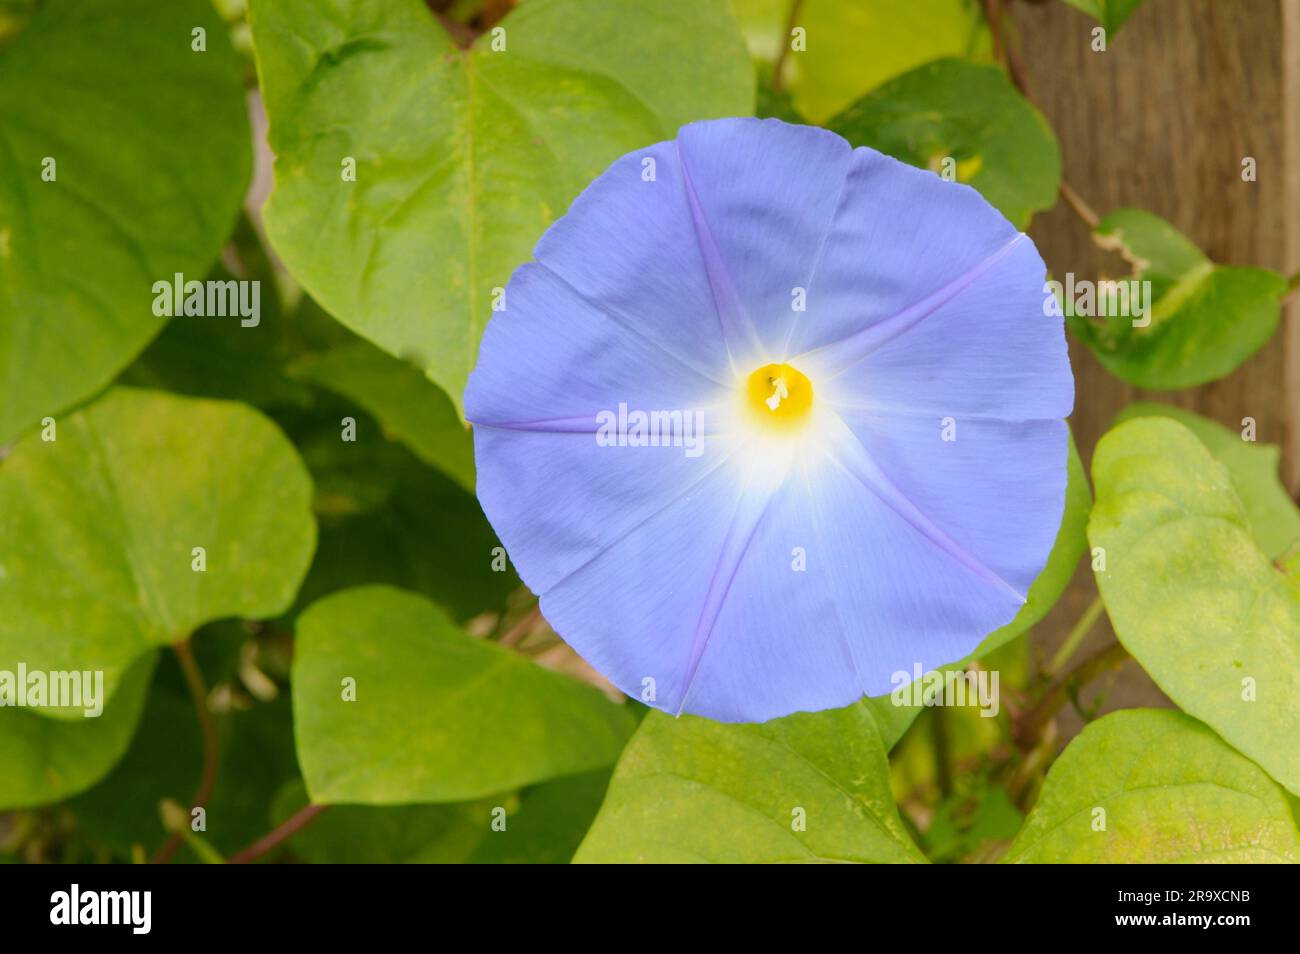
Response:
[150, 639, 219, 864]
[1046, 595, 1105, 675]
[930, 710, 954, 798]
[498, 603, 542, 648]
[227, 803, 329, 865]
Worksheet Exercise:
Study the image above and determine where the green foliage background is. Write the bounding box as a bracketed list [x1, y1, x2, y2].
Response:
[0, 0, 1296, 864]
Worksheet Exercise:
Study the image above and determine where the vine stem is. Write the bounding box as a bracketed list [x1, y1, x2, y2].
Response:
[150, 639, 219, 864]
[227, 803, 329, 865]
[1013, 640, 1130, 748]
[1046, 594, 1105, 675]
[981, 0, 1034, 98]
[769, 0, 806, 94]
[1058, 181, 1101, 229]
[1282, 271, 1300, 307]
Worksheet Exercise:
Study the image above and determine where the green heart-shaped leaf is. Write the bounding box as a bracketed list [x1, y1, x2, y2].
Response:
[293, 448, 516, 624]
[0, 388, 317, 708]
[292, 585, 635, 804]
[827, 58, 1062, 228]
[0, 0, 250, 445]
[731, 0, 990, 124]
[574, 702, 925, 863]
[1062, 0, 1145, 37]
[1115, 403, 1300, 559]
[247, 0, 753, 412]
[862, 691, 923, 751]
[268, 770, 609, 863]
[289, 342, 474, 493]
[1069, 209, 1286, 389]
[1089, 418, 1300, 794]
[0, 653, 155, 810]
[1006, 709, 1300, 862]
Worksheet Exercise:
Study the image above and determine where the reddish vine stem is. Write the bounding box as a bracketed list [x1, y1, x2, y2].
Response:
[981, 0, 1036, 102]
[436, 14, 478, 48]
[227, 803, 329, 865]
[150, 639, 219, 864]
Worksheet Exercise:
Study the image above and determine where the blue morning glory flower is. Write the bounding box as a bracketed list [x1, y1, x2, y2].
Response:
[466, 118, 1073, 723]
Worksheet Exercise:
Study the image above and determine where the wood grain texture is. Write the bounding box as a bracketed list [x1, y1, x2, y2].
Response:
[1008, 0, 1298, 716]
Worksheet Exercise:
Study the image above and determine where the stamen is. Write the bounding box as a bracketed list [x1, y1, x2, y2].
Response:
[765, 375, 789, 411]
[744, 362, 813, 432]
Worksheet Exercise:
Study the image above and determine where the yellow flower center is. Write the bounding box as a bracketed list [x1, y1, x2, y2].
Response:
[744, 362, 814, 432]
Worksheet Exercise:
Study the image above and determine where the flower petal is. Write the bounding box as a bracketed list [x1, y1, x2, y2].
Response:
[472, 423, 735, 596]
[827, 408, 1068, 606]
[674, 118, 853, 363]
[466, 262, 725, 427]
[537, 417, 1051, 722]
[532, 140, 736, 380]
[468, 118, 1074, 723]
[787, 148, 1024, 364]
[677, 412, 1065, 721]
[466, 262, 737, 595]
[807, 233, 1073, 420]
[679, 441, 1033, 720]
[536, 451, 764, 712]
